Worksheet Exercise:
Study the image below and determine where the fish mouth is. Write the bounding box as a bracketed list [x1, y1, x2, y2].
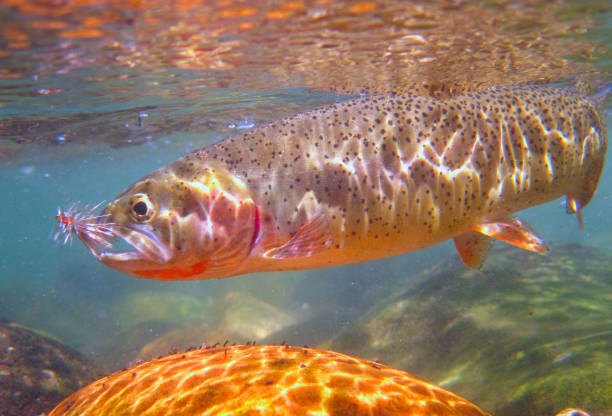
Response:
[86, 224, 171, 266]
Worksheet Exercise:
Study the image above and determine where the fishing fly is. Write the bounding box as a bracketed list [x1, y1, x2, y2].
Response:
[54, 202, 116, 254]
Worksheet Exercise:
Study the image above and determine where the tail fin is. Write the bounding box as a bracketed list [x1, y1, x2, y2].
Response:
[564, 83, 609, 222]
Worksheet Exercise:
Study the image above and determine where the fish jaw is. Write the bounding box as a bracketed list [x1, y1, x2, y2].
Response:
[93, 223, 174, 274]
[98, 252, 211, 280]
[92, 218, 208, 279]
[94, 232, 202, 280]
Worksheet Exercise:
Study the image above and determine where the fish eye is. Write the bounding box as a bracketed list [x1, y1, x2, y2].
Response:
[129, 193, 155, 222]
[133, 201, 148, 216]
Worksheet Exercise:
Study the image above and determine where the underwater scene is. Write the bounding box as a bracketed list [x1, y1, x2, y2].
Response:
[0, 0, 611, 415]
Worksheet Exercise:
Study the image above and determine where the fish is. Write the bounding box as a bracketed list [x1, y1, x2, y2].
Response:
[56, 84, 609, 279]
[47, 344, 590, 416]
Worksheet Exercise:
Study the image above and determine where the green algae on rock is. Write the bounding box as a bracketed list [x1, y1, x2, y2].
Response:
[100, 290, 298, 368]
[213, 291, 297, 341]
[330, 243, 612, 416]
[110, 290, 215, 334]
[0, 319, 103, 416]
[133, 291, 298, 363]
[95, 290, 215, 367]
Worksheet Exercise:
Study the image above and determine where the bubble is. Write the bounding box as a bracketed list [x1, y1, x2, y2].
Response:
[138, 111, 149, 127]
[19, 165, 35, 176]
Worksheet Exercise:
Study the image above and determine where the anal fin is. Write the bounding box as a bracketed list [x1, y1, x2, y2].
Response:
[471, 216, 549, 253]
[454, 231, 491, 268]
[264, 212, 333, 259]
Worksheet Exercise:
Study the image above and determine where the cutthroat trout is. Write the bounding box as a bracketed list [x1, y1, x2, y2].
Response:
[57, 85, 609, 279]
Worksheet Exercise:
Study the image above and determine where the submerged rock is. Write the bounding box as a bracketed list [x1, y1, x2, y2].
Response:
[49, 345, 490, 416]
[0, 319, 103, 416]
[214, 291, 297, 341]
[95, 290, 215, 369]
[133, 291, 298, 363]
[330, 243, 611, 416]
[110, 290, 215, 334]
[98, 290, 297, 369]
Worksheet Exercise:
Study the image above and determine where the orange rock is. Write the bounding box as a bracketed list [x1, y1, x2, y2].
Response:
[266, 10, 290, 19]
[218, 7, 257, 18]
[348, 2, 376, 14]
[83, 17, 104, 28]
[28, 20, 67, 30]
[59, 28, 104, 39]
[49, 345, 489, 416]
[284, 2, 304, 10]
[2, 27, 29, 42]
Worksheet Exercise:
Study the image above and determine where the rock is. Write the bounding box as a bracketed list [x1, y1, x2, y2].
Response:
[92, 290, 215, 369]
[0, 319, 103, 416]
[133, 291, 298, 363]
[330, 243, 611, 416]
[214, 291, 297, 341]
[110, 290, 214, 334]
[49, 345, 490, 416]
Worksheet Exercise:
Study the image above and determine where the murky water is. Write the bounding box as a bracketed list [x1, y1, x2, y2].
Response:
[0, 0, 611, 415]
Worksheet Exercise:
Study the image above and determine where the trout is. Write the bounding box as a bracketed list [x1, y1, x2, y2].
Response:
[57, 85, 609, 279]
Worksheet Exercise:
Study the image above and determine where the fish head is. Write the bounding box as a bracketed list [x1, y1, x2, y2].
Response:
[93, 165, 259, 280]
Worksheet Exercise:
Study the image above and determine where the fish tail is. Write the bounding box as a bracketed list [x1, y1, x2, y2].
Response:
[564, 83, 610, 226]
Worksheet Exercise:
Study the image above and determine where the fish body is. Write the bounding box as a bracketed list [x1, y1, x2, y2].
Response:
[68, 85, 608, 279]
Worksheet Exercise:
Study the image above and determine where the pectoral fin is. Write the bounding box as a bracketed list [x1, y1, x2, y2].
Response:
[471, 216, 549, 253]
[264, 212, 333, 259]
[454, 231, 491, 268]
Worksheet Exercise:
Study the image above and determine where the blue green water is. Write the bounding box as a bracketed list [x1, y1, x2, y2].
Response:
[0, 81, 354, 364]
[0, 0, 611, 414]
[1, 76, 610, 366]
